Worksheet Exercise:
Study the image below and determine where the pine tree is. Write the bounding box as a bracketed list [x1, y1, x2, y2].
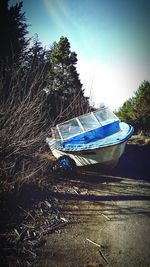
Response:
[0, 0, 29, 66]
[23, 34, 50, 96]
[116, 80, 150, 133]
[47, 36, 83, 95]
[133, 81, 150, 132]
[46, 36, 89, 120]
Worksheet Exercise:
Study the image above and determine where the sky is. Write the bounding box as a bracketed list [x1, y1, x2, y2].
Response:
[10, 0, 150, 110]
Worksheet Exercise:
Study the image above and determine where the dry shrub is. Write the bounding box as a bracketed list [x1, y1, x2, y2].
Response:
[0, 63, 91, 193]
[0, 64, 52, 192]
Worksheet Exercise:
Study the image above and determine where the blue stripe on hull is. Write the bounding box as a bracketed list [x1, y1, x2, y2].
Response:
[55, 122, 134, 152]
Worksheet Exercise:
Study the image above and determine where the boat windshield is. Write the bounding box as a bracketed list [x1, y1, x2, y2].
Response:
[78, 113, 100, 131]
[57, 107, 119, 140]
[93, 108, 118, 125]
[58, 119, 83, 140]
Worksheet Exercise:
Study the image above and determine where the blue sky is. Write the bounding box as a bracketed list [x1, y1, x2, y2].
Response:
[10, 0, 150, 110]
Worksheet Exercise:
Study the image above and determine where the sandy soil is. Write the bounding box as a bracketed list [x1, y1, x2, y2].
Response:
[35, 144, 150, 267]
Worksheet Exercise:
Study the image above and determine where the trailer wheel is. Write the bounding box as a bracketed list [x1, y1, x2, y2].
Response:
[52, 155, 76, 177]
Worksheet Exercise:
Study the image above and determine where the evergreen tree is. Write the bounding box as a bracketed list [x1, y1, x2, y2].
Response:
[20, 35, 50, 97]
[133, 80, 150, 131]
[46, 36, 89, 120]
[27, 35, 47, 66]
[0, 0, 29, 66]
[116, 98, 135, 124]
[116, 80, 150, 133]
[47, 36, 83, 95]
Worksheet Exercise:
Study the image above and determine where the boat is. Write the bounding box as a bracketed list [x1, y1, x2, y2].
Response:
[46, 106, 134, 170]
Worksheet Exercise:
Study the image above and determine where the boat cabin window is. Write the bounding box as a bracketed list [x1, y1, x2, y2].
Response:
[58, 119, 83, 139]
[93, 108, 118, 125]
[57, 107, 119, 140]
[78, 113, 100, 131]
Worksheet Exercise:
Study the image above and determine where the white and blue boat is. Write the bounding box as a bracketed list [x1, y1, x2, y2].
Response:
[46, 106, 134, 170]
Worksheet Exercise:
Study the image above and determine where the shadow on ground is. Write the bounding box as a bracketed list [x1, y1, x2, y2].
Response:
[35, 144, 150, 267]
[99, 144, 150, 180]
[50, 144, 150, 213]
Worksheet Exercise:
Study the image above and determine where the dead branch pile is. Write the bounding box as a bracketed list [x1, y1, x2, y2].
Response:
[0, 194, 68, 266]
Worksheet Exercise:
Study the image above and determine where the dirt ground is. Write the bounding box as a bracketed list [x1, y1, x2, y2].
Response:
[35, 144, 150, 267]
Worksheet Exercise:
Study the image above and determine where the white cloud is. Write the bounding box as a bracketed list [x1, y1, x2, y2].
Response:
[77, 57, 149, 111]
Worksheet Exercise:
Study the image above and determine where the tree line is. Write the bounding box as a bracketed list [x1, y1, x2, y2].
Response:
[0, 0, 90, 122]
[0, 0, 90, 191]
[116, 80, 150, 134]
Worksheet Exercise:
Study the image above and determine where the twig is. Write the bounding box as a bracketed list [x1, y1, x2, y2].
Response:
[100, 212, 111, 221]
[22, 223, 35, 229]
[18, 205, 35, 221]
[86, 238, 109, 265]
[43, 222, 68, 235]
[98, 249, 109, 264]
[73, 189, 79, 195]
[86, 238, 101, 248]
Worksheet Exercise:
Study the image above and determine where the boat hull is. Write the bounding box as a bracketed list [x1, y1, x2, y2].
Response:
[48, 141, 126, 168]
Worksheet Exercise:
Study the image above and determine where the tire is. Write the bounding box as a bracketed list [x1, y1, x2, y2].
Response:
[52, 155, 76, 177]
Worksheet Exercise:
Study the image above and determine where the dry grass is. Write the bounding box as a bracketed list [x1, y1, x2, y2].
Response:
[128, 135, 150, 145]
